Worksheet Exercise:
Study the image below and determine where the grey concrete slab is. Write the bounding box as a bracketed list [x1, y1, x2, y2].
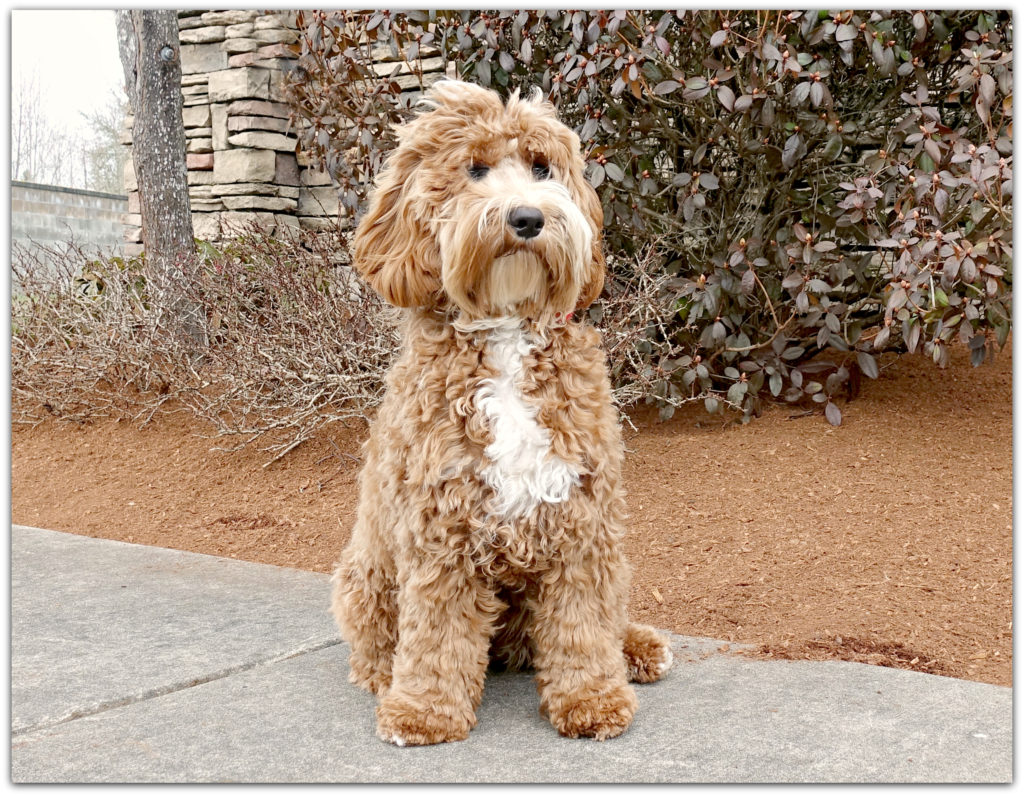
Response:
[10, 525, 1012, 783]
[12, 639, 1012, 783]
[11, 525, 338, 735]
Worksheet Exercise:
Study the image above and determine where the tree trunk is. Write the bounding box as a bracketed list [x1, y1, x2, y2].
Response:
[116, 10, 200, 336]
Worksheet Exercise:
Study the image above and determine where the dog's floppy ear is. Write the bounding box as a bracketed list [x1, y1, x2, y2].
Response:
[568, 171, 607, 310]
[352, 145, 442, 308]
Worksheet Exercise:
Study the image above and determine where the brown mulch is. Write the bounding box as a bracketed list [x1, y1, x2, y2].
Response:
[12, 342, 1012, 687]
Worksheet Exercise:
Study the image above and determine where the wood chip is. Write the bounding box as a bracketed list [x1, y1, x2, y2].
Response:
[651, 588, 664, 604]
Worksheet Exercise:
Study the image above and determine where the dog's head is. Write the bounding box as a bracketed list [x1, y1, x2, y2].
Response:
[352, 80, 605, 321]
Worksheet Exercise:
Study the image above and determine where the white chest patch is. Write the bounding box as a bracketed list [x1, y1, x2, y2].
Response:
[474, 321, 579, 518]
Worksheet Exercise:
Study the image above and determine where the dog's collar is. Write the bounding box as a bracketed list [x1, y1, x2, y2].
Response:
[449, 312, 574, 338]
[451, 315, 523, 334]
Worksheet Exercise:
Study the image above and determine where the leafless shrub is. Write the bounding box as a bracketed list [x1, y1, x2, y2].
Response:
[180, 226, 399, 461]
[593, 245, 700, 419]
[12, 238, 196, 424]
[11, 227, 399, 461]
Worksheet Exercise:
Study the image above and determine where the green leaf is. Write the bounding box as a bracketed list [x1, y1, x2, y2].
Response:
[476, 58, 491, 86]
[857, 351, 879, 379]
[782, 133, 803, 169]
[887, 286, 908, 312]
[835, 23, 858, 42]
[699, 172, 720, 189]
[791, 81, 811, 104]
[727, 381, 748, 404]
[872, 325, 891, 351]
[822, 134, 843, 161]
[717, 84, 735, 110]
[996, 319, 1011, 347]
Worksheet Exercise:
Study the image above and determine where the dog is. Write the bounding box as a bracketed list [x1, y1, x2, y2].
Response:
[331, 80, 673, 746]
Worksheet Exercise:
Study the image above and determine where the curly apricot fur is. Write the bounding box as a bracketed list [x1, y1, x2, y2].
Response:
[332, 81, 671, 746]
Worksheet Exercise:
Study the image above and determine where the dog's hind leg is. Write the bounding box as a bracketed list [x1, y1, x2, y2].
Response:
[623, 622, 674, 683]
[331, 533, 398, 697]
[488, 596, 673, 684]
[489, 586, 534, 672]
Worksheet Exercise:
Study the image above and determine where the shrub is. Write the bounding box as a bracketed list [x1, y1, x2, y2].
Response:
[286, 9, 1012, 423]
[11, 228, 399, 459]
[181, 229, 399, 458]
[12, 241, 188, 423]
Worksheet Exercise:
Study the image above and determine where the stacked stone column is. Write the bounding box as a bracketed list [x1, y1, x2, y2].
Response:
[121, 9, 339, 253]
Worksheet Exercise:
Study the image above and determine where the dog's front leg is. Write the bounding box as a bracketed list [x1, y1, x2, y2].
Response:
[530, 552, 637, 741]
[376, 556, 500, 746]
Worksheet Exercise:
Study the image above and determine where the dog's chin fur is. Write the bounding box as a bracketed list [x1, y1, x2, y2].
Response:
[332, 80, 672, 747]
[483, 251, 548, 313]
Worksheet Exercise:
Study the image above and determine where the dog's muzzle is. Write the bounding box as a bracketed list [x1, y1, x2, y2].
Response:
[508, 206, 545, 240]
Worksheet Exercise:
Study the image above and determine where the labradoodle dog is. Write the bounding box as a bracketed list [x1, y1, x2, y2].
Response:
[331, 80, 672, 747]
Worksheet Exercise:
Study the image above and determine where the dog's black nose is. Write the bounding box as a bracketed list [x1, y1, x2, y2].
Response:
[508, 206, 545, 239]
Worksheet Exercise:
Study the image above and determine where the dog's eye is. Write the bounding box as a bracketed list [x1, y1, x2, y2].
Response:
[532, 161, 551, 180]
[468, 164, 490, 180]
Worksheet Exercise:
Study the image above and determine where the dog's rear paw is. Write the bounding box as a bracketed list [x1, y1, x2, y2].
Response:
[348, 663, 392, 697]
[623, 623, 674, 684]
[545, 683, 637, 741]
[376, 694, 474, 746]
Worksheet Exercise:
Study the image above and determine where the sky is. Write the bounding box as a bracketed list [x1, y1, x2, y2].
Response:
[11, 9, 126, 140]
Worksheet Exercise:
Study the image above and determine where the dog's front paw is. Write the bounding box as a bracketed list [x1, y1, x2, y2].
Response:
[545, 682, 638, 741]
[623, 623, 674, 684]
[376, 694, 475, 747]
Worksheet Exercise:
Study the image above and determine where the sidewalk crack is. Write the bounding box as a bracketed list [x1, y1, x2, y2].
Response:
[12, 636, 342, 740]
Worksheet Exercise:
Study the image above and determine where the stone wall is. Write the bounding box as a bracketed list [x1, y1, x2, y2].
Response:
[12, 181, 127, 258]
[121, 9, 338, 252]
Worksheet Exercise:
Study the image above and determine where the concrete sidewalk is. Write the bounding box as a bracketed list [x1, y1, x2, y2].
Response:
[10, 524, 1011, 783]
